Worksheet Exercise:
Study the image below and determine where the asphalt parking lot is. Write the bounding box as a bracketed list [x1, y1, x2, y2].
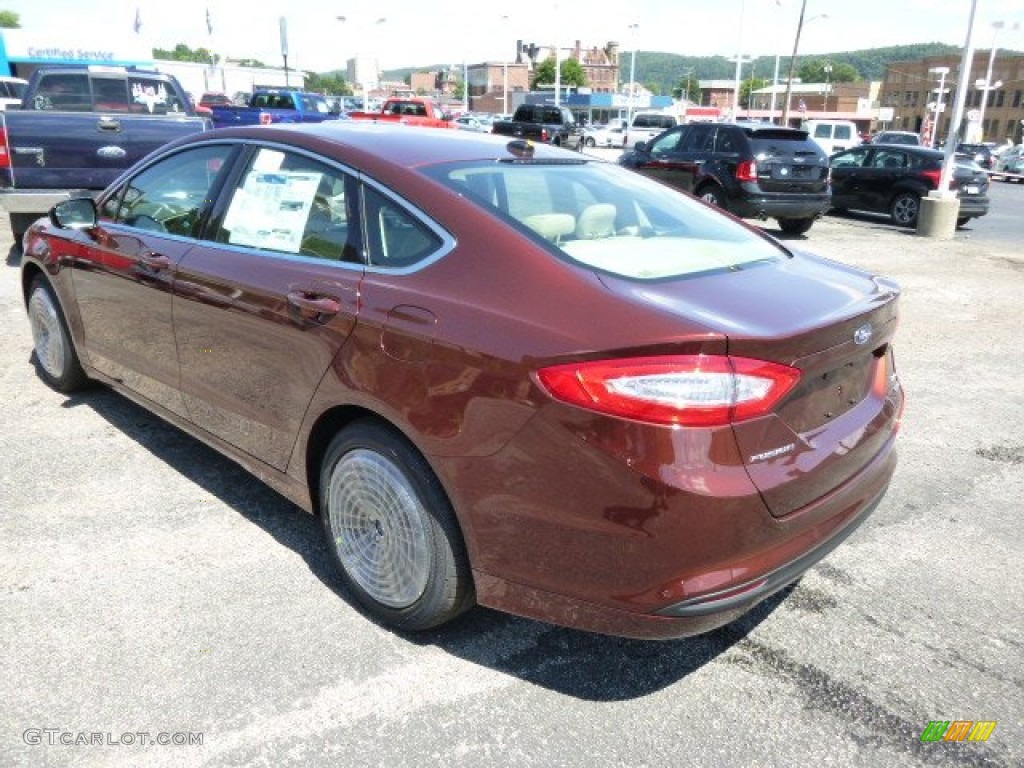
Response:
[1, 208, 1021, 767]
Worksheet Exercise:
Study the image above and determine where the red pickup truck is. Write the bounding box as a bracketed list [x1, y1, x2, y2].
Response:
[347, 98, 455, 129]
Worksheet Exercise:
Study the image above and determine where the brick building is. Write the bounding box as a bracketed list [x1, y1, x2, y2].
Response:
[880, 50, 1024, 144]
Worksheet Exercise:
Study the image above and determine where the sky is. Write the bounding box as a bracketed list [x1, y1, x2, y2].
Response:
[3, 0, 1023, 74]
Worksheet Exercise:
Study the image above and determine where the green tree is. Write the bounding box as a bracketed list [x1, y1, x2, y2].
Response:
[0, 9, 20, 27]
[304, 71, 351, 96]
[152, 43, 220, 65]
[798, 59, 860, 83]
[672, 73, 701, 103]
[532, 56, 588, 89]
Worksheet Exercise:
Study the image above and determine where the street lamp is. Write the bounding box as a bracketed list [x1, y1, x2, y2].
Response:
[975, 20, 1020, 142]
[730, 0, 748, 122]
[928, 66, 950, 148]
[781, 0, 828, 125]
[501, 15, 510, 118]
[337, 15, 386, 111]
[626, 23, 638, 133]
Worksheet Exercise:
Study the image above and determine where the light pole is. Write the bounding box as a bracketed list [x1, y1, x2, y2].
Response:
[823, 62, 832, 113]
[976, 21, 1019, 142]
[781, 2, 827, 125]
[336, 15, 386, 110]
[501, 15, 510, 118]
[770, 0, 784, 123]
[928, 66, 950, 149]
[626, 23, 638, 132]
[730, 0, 747, 122]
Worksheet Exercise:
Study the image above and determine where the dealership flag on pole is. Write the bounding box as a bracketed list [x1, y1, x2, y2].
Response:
[133, 7, 142, 34]
[206, 8, 213, 35]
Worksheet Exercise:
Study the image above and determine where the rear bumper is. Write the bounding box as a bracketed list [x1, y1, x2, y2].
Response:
[731, 191, 832, 221]
[956, 196, 989, 218]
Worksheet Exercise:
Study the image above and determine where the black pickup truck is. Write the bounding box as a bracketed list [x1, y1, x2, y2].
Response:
[0, 66, 211, 241]
[491, 104, 584, 150]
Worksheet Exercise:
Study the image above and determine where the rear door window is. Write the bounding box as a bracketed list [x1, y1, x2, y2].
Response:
[127, 76, 188, 114]
[32, 73, 91, 111]
[680, 124, 714, 152]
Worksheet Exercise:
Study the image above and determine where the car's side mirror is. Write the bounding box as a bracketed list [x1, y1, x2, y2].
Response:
[441, 112, 452, 121]
[50, 197, 97, 230]
[634, 141, 649, 152]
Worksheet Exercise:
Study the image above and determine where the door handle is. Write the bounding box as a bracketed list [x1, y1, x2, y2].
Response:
[287, 291, 341, 320]
[139, 252, 170, 270]
[97, 117, 122, 132]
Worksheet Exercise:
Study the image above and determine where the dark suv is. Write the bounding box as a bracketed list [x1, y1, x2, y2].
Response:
[618, 122, 830, 235]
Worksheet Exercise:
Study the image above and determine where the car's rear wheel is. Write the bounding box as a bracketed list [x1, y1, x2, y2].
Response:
[697, 184, 727, 211]
[956, 216, 971, 228]
[320, 421, 474, 631]
[777, 217, 815, 235]
[890, 192, 920, 227]
[585, 136, 596, 148]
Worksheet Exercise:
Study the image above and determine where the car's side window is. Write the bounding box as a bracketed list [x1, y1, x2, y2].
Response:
[127, 76, 188, 114]
[217, 147, 362, 263]
[831, 150, 868, 168]
[715, 129, 738, 154]
[872, 150, 906, 169]
[33, 73, 91, 111]
[680, 125, 714, 152]
[110, 145, 235, 237]
[650, 128, 684, 154]
[362, 186, 443, 269]
[91, 77, 131, 112]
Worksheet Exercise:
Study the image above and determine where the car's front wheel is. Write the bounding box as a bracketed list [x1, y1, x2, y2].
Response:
[585, 136, 596, 148]
[777, 217, 815, 235]
[27, 276, 89, 393]
[320, 421, 474, 631]
[890, 192, 920, 227]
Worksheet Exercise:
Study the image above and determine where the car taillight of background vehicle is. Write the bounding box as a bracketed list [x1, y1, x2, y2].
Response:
[921, 168, 957, 190]
[735, 160, 758, 182]
[536, 355, 801, 427]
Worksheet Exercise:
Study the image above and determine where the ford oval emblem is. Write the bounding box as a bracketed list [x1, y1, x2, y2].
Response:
[854, 323, 873, 345]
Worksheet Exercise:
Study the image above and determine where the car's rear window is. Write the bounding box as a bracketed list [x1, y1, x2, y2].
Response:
[425, 160, 784, 281]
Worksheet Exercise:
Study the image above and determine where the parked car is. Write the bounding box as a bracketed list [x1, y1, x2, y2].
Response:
[868, 131, 921, 146]
[21, 124, 903, 640]
[992, 144, 1024, 180]
[956, 142, 994, 170]
[583, 121, 626, 148]
[199, 91, 232, 109]
[619, 121, 831, 234]
[0, 75, 27, 110]
[829, 144, 990, 227]
[453, 115, 488, 132]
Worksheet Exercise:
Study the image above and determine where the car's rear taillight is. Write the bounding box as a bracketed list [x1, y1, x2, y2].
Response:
[536, 355, 801, 427]
[736, 159, 758, 182]
[921, 168, 957, 190]
[0, 126, 10, 169]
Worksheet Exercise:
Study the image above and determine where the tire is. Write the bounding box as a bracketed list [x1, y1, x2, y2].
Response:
[10, 213, 40, 244]
[956, 216, 970, 228]
[320, 421, 474, 631]
[697, 184, 727, 211]
[890, 192, 920, 227]
[777, 217, 815, 235]
[585, 136, 596, 148]
[27, 276, 89, 393]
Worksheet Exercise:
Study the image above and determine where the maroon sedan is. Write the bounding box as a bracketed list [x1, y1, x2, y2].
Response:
[21, 123, 904, 639]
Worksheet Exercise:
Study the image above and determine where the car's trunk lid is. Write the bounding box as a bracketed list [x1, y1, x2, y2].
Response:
[598, 250, 901, 517]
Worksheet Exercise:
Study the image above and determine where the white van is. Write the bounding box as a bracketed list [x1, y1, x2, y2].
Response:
[804, 119, 861, 155]
[625, 112, 681, 146]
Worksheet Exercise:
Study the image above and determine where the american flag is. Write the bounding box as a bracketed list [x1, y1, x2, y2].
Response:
[133, 7, 142, 34]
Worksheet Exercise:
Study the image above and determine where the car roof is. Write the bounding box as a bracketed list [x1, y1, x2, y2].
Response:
[179, 122, 581, 172]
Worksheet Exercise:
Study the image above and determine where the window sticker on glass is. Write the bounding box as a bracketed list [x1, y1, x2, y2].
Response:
[223, 170, 323, 253]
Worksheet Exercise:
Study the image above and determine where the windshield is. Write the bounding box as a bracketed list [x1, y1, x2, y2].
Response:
[424, 160, 784, 281]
